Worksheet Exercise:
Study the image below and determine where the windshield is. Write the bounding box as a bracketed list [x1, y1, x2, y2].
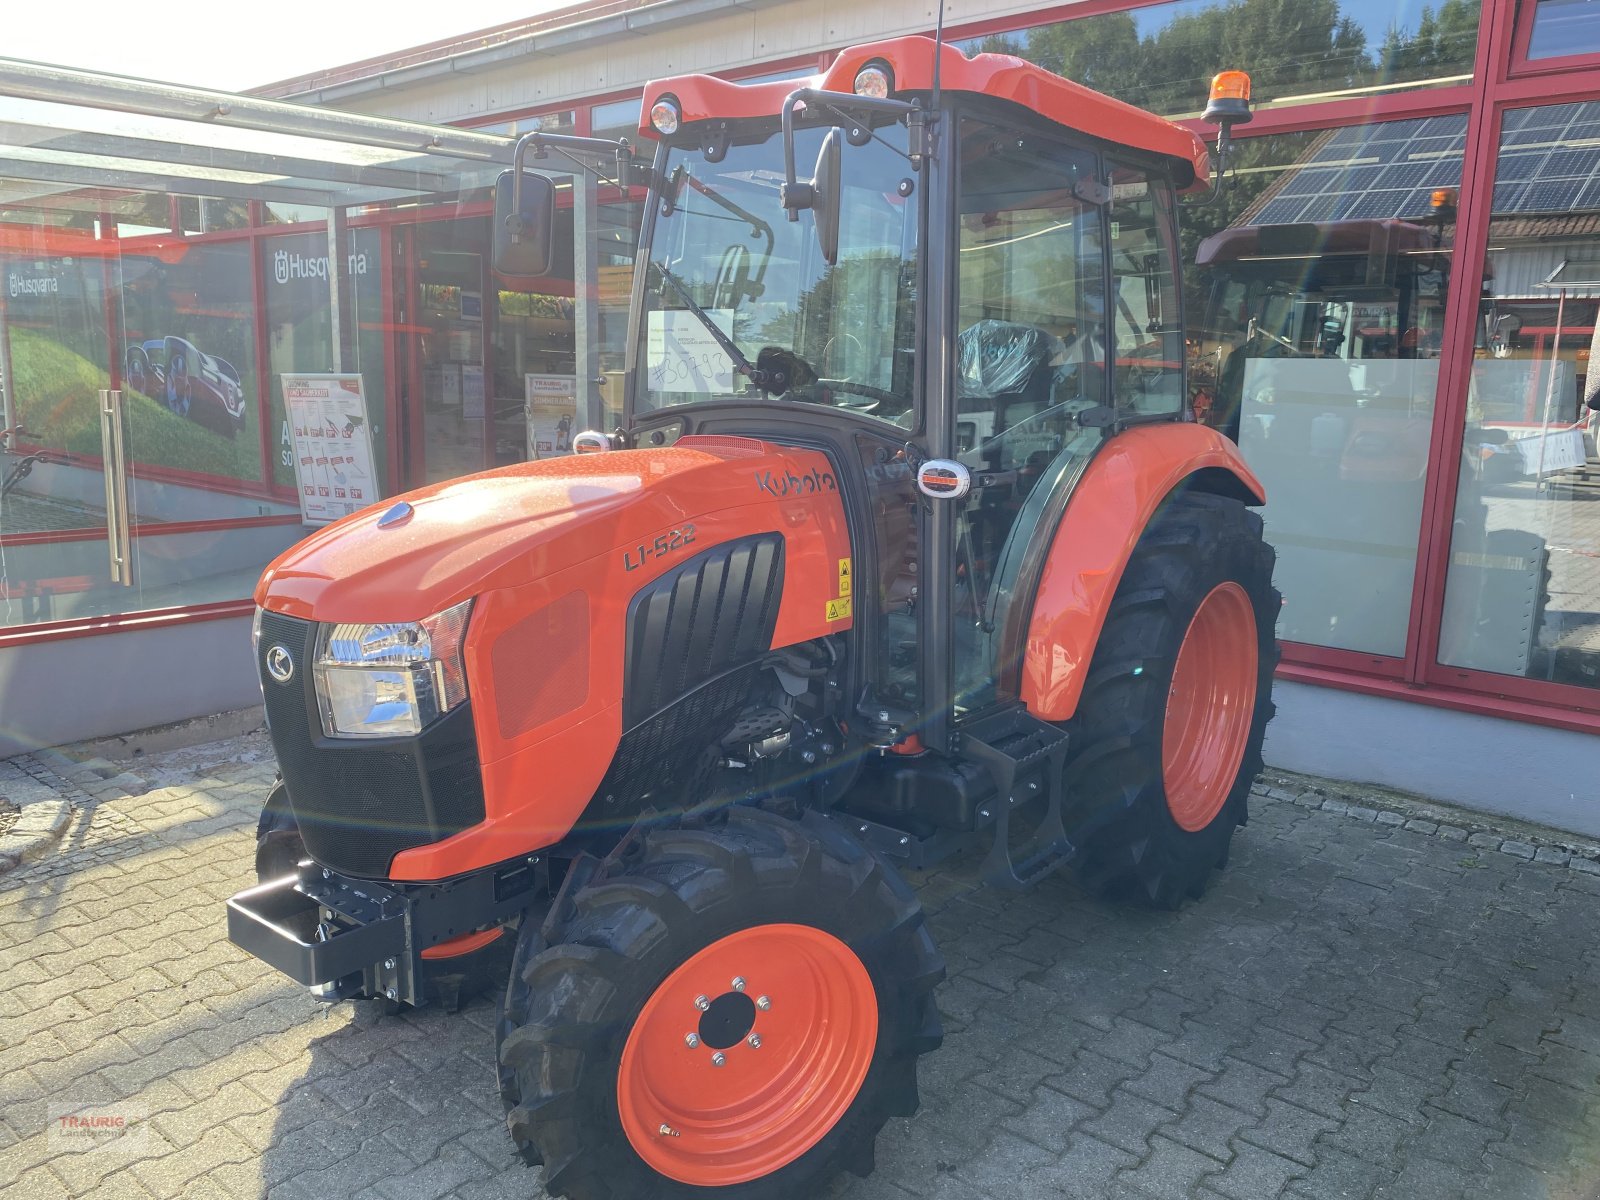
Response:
[638, 122, 918, 423]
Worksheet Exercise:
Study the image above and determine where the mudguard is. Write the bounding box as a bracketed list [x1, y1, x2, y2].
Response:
[1020, 422, 1265, 723]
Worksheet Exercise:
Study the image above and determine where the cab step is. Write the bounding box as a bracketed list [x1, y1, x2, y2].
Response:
[958, 706, 1074, 890]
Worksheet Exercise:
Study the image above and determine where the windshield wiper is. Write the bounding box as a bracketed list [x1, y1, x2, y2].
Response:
[651, 261, 771, 389]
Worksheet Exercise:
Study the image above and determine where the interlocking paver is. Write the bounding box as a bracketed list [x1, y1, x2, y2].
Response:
[6, 738, 1600, 1199]
[1205, 1141, 1306, 1200]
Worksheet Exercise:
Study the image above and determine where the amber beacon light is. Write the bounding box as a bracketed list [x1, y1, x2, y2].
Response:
[1203, 71, 1254, 127]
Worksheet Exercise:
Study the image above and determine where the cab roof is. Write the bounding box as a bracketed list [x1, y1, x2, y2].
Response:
[640, 36, 1211, 190]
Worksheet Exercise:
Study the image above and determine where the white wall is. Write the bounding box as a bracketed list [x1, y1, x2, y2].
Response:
[320, 0, 1084, 125]
[1, 616, 259, 758]
[1265, 680, 1598, 838]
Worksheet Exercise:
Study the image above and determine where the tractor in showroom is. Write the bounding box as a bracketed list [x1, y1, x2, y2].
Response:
[229, 38, 1275, 1199]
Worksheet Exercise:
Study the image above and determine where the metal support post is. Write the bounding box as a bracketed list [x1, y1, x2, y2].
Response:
[328, 206, 355, 374]
[572, 172, 603, 429]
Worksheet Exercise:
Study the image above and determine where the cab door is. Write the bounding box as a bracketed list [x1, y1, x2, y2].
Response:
[944, 118, 1111, 713]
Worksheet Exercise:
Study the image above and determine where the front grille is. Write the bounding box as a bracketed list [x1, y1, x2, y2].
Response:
[257, 610, 486, 879]
[623, 534, 785, 728]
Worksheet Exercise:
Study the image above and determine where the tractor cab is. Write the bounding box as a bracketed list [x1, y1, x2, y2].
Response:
[499, 38, 1215, 751]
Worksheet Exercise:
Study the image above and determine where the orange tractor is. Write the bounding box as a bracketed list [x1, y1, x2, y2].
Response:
[230, 39, 1275, 1199]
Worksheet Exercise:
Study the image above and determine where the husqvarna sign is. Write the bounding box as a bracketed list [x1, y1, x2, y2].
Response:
[8, 272, 60, 298]
[272, 249, 371, 286]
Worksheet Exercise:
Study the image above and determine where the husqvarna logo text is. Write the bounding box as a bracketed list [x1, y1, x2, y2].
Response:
[756, 468, 837, 498]
[272, 249, 370, 286]
[8, 273, 58, 298]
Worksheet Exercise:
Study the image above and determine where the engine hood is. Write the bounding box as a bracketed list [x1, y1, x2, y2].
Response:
[255, 438, 839, 624]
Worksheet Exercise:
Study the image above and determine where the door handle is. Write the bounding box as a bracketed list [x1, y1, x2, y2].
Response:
[99, 389, 133, 586]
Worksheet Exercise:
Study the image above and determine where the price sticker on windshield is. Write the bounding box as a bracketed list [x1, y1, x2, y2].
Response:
[648, 309, 735, 394]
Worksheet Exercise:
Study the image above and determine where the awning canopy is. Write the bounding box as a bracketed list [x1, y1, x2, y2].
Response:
[0, 56, 521, 213]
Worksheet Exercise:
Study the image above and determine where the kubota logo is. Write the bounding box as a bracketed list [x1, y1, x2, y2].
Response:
[265, 645, 295, 684]
[756, 468, 838, 498]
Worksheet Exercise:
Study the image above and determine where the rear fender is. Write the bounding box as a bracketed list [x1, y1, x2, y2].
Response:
[1020, 423, 1264, 723]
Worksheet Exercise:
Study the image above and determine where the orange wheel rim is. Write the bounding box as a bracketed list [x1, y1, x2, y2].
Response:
[1162, 582, 1258, 833]
[617, 923, 878, 1187]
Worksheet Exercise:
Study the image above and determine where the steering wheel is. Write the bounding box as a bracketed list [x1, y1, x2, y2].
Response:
[821, 331, 864, 378]
[711, 244, 750, 310]
[817, 378, 903, 412]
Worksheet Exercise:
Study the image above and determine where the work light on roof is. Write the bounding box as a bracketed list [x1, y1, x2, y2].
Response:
[650, 98, 681, 136]
[854, 64, 892, 99]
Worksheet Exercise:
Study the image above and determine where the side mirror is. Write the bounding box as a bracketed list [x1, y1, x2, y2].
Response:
[812, 128, 843, 268]
[492, 170, 556, 278]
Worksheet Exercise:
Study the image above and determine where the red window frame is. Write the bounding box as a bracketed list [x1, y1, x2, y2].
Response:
[1509, 0, 1600, 77]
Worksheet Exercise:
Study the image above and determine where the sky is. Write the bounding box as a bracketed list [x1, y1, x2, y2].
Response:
[8, 0, 1451, 96]
[3, 0, 585, 91]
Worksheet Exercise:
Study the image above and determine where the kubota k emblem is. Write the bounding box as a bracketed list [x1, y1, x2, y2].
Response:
[265, 645, 294, 684]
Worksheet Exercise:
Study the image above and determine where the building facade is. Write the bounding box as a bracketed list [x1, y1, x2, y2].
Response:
[2, 0, 1597, 832]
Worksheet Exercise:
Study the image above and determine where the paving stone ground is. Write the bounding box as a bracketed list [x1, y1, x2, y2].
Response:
[2, 733, 1599, 1200]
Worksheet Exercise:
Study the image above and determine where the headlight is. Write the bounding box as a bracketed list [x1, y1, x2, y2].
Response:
[313, 599, 472, 738]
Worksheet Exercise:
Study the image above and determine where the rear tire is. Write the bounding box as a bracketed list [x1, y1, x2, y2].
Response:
[1064, 490, 1278, 908]
[497, 807, 943, 1199]
[254, 780, 512, 1012]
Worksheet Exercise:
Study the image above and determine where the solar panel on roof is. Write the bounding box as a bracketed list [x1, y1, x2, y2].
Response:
[1277, 168, 1339, 196]
[1376, 162, 1433, 189]
[1344, 192, 1410, 220]
[1540, 149, 1598, 177]
[1496, 153, 1544, 181]
[1576, 178, 1600, 208]
[1522, 180, 1584, 211]
[1227, 105, 1600, 229]
[1339, 165, 1386, 190]
[1420, 161, 1463, 187]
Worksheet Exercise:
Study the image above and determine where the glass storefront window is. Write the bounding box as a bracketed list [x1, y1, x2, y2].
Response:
[960, 0, 1478, 118]
[0, 188, 303, 629]
[467, 111, 574, 138]
[591, 98, 642, 143]
[1188, 115, 1467, 656]
[1526, 0, 1600, 59]
[259, 225, 386, 493]
[1439, 101, 1600, 692]
[121, 239, 261, 481]
[0, 91, 518, 633]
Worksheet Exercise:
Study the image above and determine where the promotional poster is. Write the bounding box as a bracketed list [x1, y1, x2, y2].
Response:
[525, 373, 577, 459]
[281, 373, 378, 525]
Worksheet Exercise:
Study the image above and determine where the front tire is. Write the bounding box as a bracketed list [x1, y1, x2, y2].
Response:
[1064, 489, 1278, 908]
[497, 807, 943, 1199]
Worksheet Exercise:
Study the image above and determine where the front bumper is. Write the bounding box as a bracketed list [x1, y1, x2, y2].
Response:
[226, 857, 544, 1005]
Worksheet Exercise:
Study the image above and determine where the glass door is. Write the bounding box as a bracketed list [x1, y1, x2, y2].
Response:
[393, 216, 486, 489]
[0, 220, 122, 626]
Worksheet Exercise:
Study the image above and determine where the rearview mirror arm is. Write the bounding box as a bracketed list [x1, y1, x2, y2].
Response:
[508, 131, 635, 239]
[778, 88, 918, 222]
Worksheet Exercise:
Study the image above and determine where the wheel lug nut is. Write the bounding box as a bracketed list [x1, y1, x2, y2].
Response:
[694, 994, 709, 1011]
[711, 1051, 726, 1067]
[684, 1033, 700, 1048]
[747, 1034, 761, 1048]
[731, 977, 746, 992]
[756, 995, 771, 1011]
